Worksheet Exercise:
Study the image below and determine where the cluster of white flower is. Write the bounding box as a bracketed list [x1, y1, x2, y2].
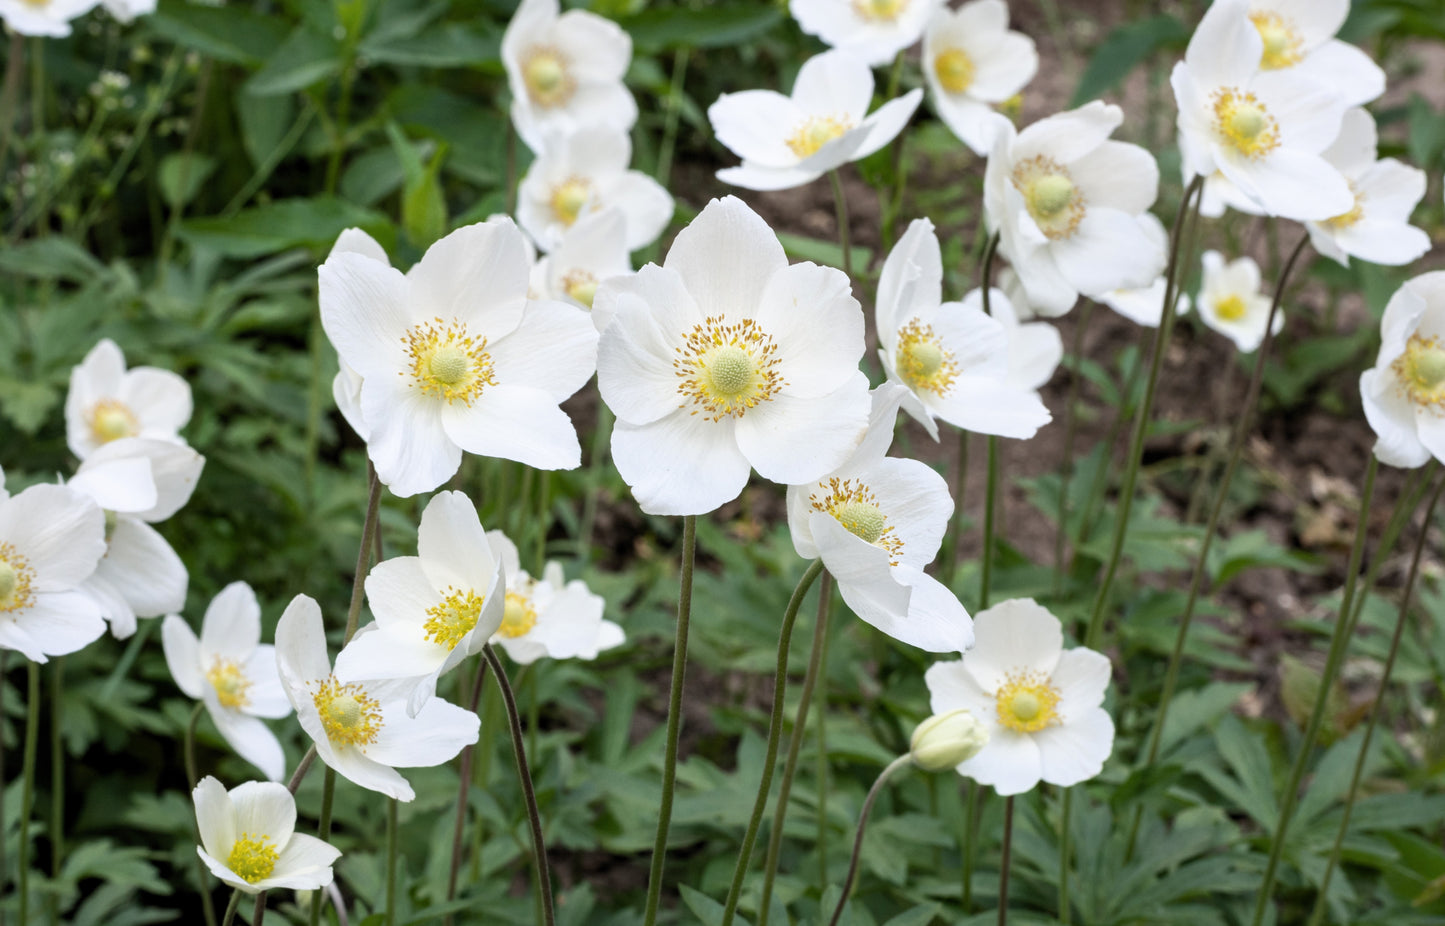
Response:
[0, 0, 153, 36]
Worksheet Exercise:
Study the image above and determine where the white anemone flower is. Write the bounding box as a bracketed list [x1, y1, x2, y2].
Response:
[0, 482, 107, 663]
[319, 218, 600, 497]
[69, 438, 204, 639]
[0, 0, 101, 36]
[325, 229, 392, 442]
[162, 583, 291, 782]
[594, 195, 872, 516]
[790, 0, 943, 67]
[983, 102, 1166, 315]
[1094, 215, 1192, 327]
[334, 491, 504, 715]
[501, 0, 637, 154]
[517, 127, 672, 253]
[1245, 0, 1384, 107]
[922, 0, 1038, 154]
[65, 338, 192, 461]
[530, 208, 633, 326]
[1171, 0, 1352, 221]
[1197, 251, 1282, 353]
[708, 49, 923, 192]
[1305, 108, 1431, 269]
[876, 218, 1051, 440]
[786, 385, 973, 653]
[486, 531, 622, 665]
[925, 597, 1113, 795]
[277, 594, 481, 801]
[192, 776, 340, 895]
[1360, 272, 1445, 469]
[965, 287, 1062, 393]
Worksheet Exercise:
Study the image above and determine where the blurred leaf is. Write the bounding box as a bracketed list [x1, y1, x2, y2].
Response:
[621, 3, 785, 53]
[1407, 94, 1445, 169]
[1280, 653, 1351, 743]
[1071, 15, 1188, 106]
[0, 237, 106, 282]
[158, 152, 218, 209]
[245, 25, 345, 96]
[148, 0, 289, 66]
[179, 197, 389, 259]
[388, 123, 449, 249]
[361, 20, 500, 67]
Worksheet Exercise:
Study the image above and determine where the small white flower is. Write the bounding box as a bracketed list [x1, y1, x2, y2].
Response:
[790, 0, 943, 67]
[1244, 0, 1384, 107]
[922, 0, 1038, 154]
[0, 0, 101, 36]
[162, 583, 292, 781]
[99, 0, 153, 22]
[335, 491, 504, 715]
[1093, 215, 1192, 327]
[1197, 251, 1281, 353]
[709, 49, 923, 191]
[65, 338, 192, 461]
[1360, 272, 1445, 469]
[192, 776, 340, 894]
[486, 532, 622, 665]
[277, 594, 481, 801]
[925, 598, 1114, 796]
[530, 208, 633, 326]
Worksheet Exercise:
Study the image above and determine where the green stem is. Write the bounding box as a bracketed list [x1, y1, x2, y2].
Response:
[252, 892, 266, 926]
[943, 431, 970, 588]
[981, 436, 999, 610]
[826, 754, 912, 926]
[49, 658, 62, 881]
[386, 799, 398, 926]
[1058, 789, 1072, 924]
[1053, 301, 1094, 595]
[18, 661, 39, 926]
[98, 620, 155, 701]
[444, 657, 489, 925]
[1340, 464, 1438, 642]
[286, 747, 317, 795]
[220, 890, 242, 926]
[998, 796, 1015, 926]
[307, 770, 337, 926]
[961, 782, 979, 911]
[324, 60, 357, 196]
[719, 559, 826, 926]
[504, 119, 518, 217]
[219, 102, 316, 217]
[345, 468, 383, 643]
[815, 610, 830, 893]
[183, 703, 221, 926]
[828, 170, 854, 285]
[0, 34, 23, 175]
[654, 47, 690, 190]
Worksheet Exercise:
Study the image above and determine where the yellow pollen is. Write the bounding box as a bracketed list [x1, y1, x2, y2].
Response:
[1322, 184, 1365, 231]
[206, 658, 253, 710]
[1249, 11, 1303, 70]
[1212, 88, 1280, 160]
[810, 478, 903, 564]
[934, 48, 975, 94]
[402, 318, 496, 405]
[1011, 156, 1085, 239]
[1393, 335, 1445, 410]
[1213, 294, 1248, 322]
[226, 834, 279, 884]
[562, 270, 599, 308]
[500, 591, 538, 639]
[312, 676, 383, 748]
[424, 587, 487, 650]
[994, 671, 1061, 733]
[522, 47, 573, 108]
[550, 177, 592, 226]
[674, 316, 785, 421]
[0, 545, 36, 613]
[89, 399, 139, 444]
[896, 319, 960, 397]
[852, 0, 906, 20]
[786, 116, 852, 159]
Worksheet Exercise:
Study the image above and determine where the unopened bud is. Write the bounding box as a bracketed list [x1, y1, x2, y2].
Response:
[909, 709, 988, 771]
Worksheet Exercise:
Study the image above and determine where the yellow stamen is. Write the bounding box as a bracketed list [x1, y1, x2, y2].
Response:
[89, 399, 139, 444]
[0, 544, 36, 614]
[424, 587, 487, 650]
[934, 48, 975, 94]
[1322, 184, 1365, 231]
[852, 0, 906, 20]
[562, 269, 599, 308]
[810, 477, 904, 564]
[522, 47, 574, 108]
[1249, 11, 1303, 70]
[1011, 155, 1085, 239]
[499, 591, 538, 639]
[994, 671, 1061, 733]
[1213, 294, 1248, 322]
[226, 834, 279, 884]
[673, 316, 785, 422]
[402, 318, 496, 405]
[312, 676, 383, 748]
[895, 319, 960, 397]
[1394, 335, 1445, 410]
[786, 116, 852, 159]
[550, 177, 592, 227]
[206, 658, 253, 710]
[1211, 88, 1280, 160]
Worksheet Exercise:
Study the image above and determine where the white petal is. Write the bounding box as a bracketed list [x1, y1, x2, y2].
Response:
[1050, 208, 1166, 296]
[92, 518, 187, 619]
[663, 196, 787, 321]
[1067, 141, 1159, 215]
[120, 369, 193, 438]
[417, 492, 496, 592]
[0, 485, 105, 590]
[229, 780, 297, 846]
[963, 598, 1063, 693]
[360, 385, 461, 498]
[318, 253, 411, 377]
[324, 745, 415, 801]
[852, 89, 924, 160]
[815, 513, 912, 627]
[754, 262, 863, 398]
[595, 264, 704, 426]
[708, 91, 806, 168]
[209, 700, 286, 782]
[956, 727, 1043, 795]
[490, 300, 598, 402]
[791, 49, 874, 122]
[364, 697, 480, 767]
[192, 776, 234, 860]
[442, 386, 582, 471]
[257, 834, 340, 891]
[1013, 101, 1122, 165]
[199, 582, 261, 663]
[274, 595, 334, 694]
[406, 220, 529, 336]
[734, 374, 872, 485]
[610, 413, 752, 516]
[1032, 707, 1114, 787]
[162, 615, 205, 698]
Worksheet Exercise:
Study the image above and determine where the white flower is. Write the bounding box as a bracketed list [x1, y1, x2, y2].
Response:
[594, 196, 872, 515]
[922, 0, 1038, 154]
[276, 594, 481, 801]
[790, 0, 943, 67]
[709, 49, 923, 191]
[486, 532, 622, 665]
[1170, 0, 1352, 221]
[517, 127, 673, 253]
[65, 338, 192, 461]
[1093, 215, 1192, 327]
[334, 491, 504, 715]
[1305, 108, 1431, 268]
[910, 708, 989, 771]
[325, 229, 392, 442]
[965, 287, 1062, 393]
[162, 583, 292, 781]
[1360, 272, 1445, 469]
[100, 0, 153, 22]
[319, 218, 600, 497]
[192, 776, 340, 895]
[501, 0, 637, 154]
[1244, 0, 1384, 107]
[530, 208, 633, 326]
[925, 598, 1113, 795]
[68, 438, 204, 639]
[0, 0, 100, 36]
[0, 482, 107, 663]
[1197, 251, 1282, 353]
[786, 385, 974, 653]
[875, 218, 1051, 440]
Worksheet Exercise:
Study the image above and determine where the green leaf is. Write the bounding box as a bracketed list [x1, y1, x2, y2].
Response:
[621, 2, 785, 53]
[1407, 94, 1445, 169]
[679, 884, 734, 926]
[388, 123, 450, 249]
[0, 237, 105, 282]
[235, 90, 296, 169]
[0, 379, 58, 434]
[882, 903, 942, 926]
[1070, 15, 1188, 106]
[157, 152, 217, 209]
[245, 26, 345, 97]
[178, 197, 390, 259]
[147, 0, 289, 66]
[361, 20, 500, 67]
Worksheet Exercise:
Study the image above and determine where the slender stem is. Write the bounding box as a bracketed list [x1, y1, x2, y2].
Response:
[49, 658, 62, 881]
[1053, 301, 1094, 595]
[1309, 475, 1445, 925]
[961, 782, 979, 912]
[286, 747, 318, 795]
[345, 469, 383, 643]
[828, 170, 854, 285]
[575, 403, 615, 567]
[1058, 789, 1072, 924]
[981, 437, 999, 610]
[18, 661, 39, 926]
[99, 619, 155, 701]
[0, 34, 23, 173]
[484, 645, 555, 926]
[1250, 456, 1381, 926]
[654, 47, 690, 190]
[815, 614, 830, 893]
[1083, 175, 1204, 649]
[719, 559, 826, 926]
[0, 650, 6, 918]
[1074, 353, 1146, 551]
[252, 893, 266, 926]
[944, 431, 970, 587]
[307, 770, 337, 926]
[758, 573, 833, 926]
[323, 62, 357, 196]
[220, 890, 243, 926]
[1340, 463, 1438, 642]
[826, 755, 912, 926]
[182, 702, 220, 926]
[998, 796, 1016, 926]
[385, 799, 398, 926]
[504, 119, 518, 217]
[445, 658, 490, 924]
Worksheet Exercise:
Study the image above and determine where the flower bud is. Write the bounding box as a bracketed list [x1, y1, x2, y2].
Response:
[909, 709, 988, 771]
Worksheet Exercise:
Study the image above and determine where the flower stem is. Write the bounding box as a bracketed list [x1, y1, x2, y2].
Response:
[654, 47, 690, 191]
[182, 702, 221, 926]
[345, 468, 383, 643]
[719, 558, 825, 926]
[220, 890, 242, 926]
[49, 658, 62, 884]
[981, 436, 999, 610]
[484, 645, 555, 926]
[944, 431, 970, 587]
[0, 34, 22, 172]
[815, 619, 830, 892]
[1058, 789, 1072, 924]
[1250, 455, 1380, 926]
[998, 795, 1016, 926]
[826, 755, 912, 926]
[18, 661, 39, 926]
[252, 892, 266, 926]
[286, 747, 318, 795]
[961, 782, 979, 911]
[445, 656, 490, 926]
[307, 770, 337, 926]
[1053, 301, 1094, 595]
[828, 170, 854, 285]
[504, 119, 518, 217]
[386, 799, 398, 926]
[757, 572, 833, 926]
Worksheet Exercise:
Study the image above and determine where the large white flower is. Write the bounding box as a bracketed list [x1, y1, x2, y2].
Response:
[517, 127, 673, 253]
[530, 208, 633, 326]
[965, 287, 1061, 393]
[192, 776, 340, 895]
[922, 0, 1038, 154]
[68, 438, 204, 639]
[1244, 0, 1384, 107]
[486, 532, 621, 665]
[594, 196, 872, 516]
[0, 482, 107, 663]
[1171, 0, 1352, 221]
[876, 218, 1051, 441]
[983, 102, 1166, 315]
[1197, 251, 1282, 354]
[277, 594, 481, 801]
[925, 598, 1113, 796]
[0, 0, 101, 36]
[709, 49, 923, 192]
[162, 583, 291, 781]
[1092, 215, 1192, 327]
[65, 338, 192, 461]
[786, 386, 973, 653]
[334, 491, 504, 714]
[790, 0, 942, 67]
[501, 0, 637, 154]
[1360, 272, 1445, 469]
[319, 218, 600, 497]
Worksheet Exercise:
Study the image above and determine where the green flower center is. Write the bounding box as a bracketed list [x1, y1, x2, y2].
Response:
[831, 500, 887, 544]
[428, 345, 470, 385]
[1027, 174, 1076, 219]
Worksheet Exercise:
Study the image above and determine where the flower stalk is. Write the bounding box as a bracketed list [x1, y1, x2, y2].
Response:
[826, 754, 912, 926]
[829, 169, 854, 284]
[19, 661, 39, 926]
[445, 656, 490, 925]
